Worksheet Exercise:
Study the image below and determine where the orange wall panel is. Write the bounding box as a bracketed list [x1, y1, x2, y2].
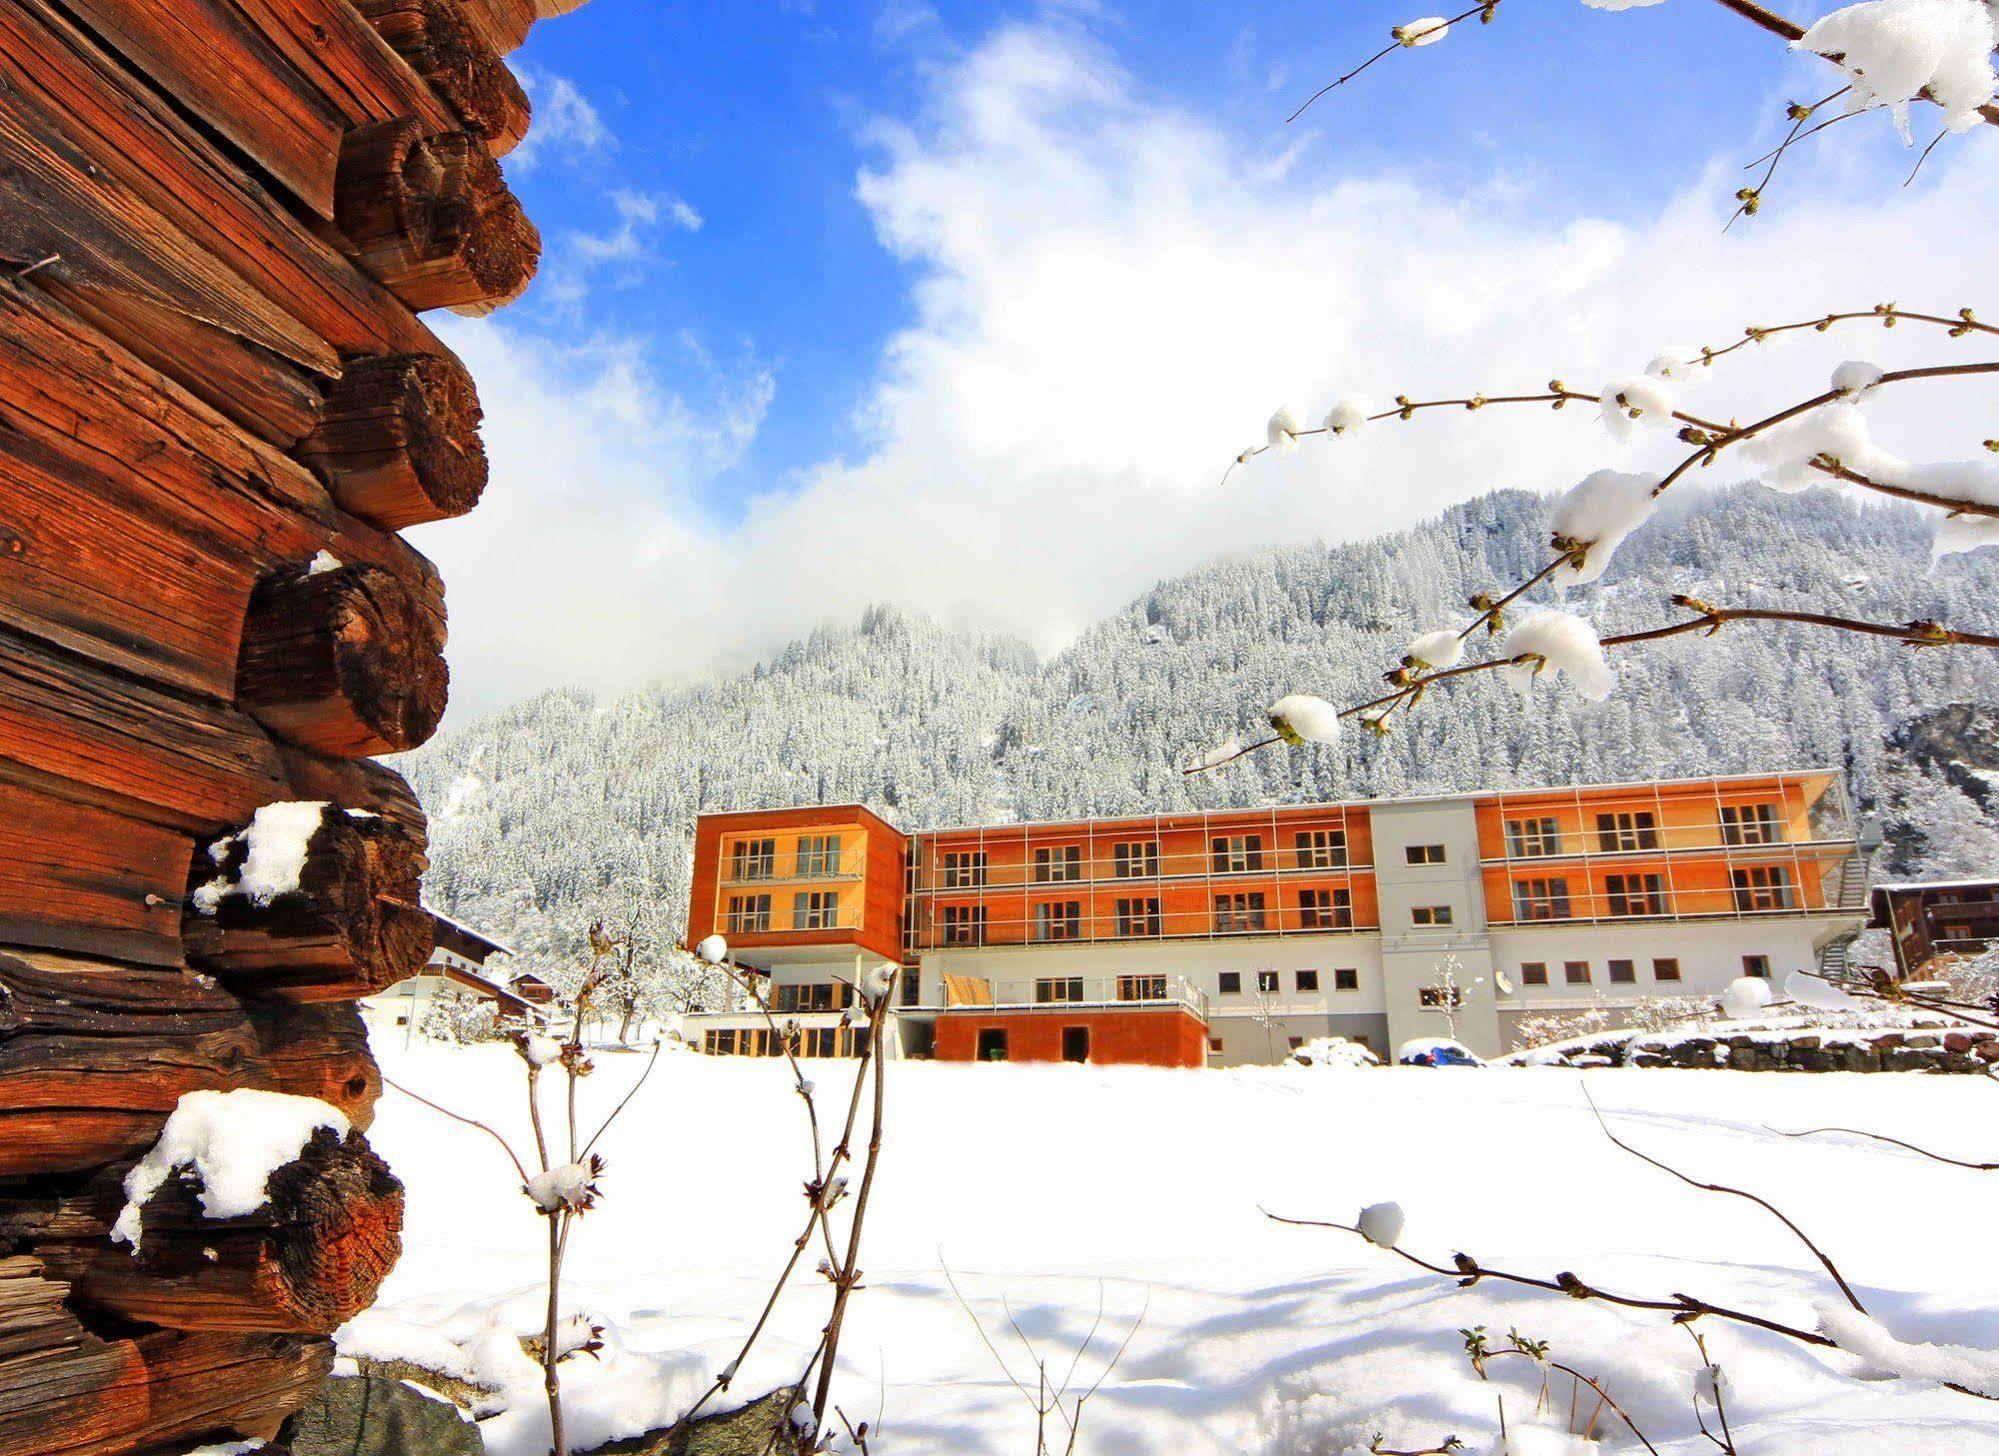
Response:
[932, 1008, 1208, 1067]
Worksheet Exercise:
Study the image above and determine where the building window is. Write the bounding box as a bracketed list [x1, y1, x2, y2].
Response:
[1208, 1037, 1224, 1053]
[1505, 816, 1562, 857]
[1298, 888, 1352, 929]
[1215, 892, 1268, 933]
[1118, 974, 1167, 1001]
[1720, 803, 1783, 846]
[1653, 957, 1682, 981]
[1219, 971, 1242, 995]
[730, 838, 777, 880]
[793, 890, 840, 930]
[1411, 905, 1454, 927]
[1115, 897, 1162, 936]
[1114, 841, 1160, 878]
[976, 1028, 1009, 1061]
[1036, 976, 1085, 1003]
[1254, 970, 1280, 994]
[1062, 1026, 1091, 1063]
[1596, 810, 1660, 852]
[1511, 877, 1571, 921]
[1034, 845, 1083, 883]
[1334, 967, 1359, 991]
[940, 904, 986, 946]
[1565, 961, 1591, 985]
[1419, 985, 1466, 1009]
[725, 894, 771, 934]
[1212, 835, 1265, 873]
[1034, 901, 1082, 941]
[1608, 958, 1637, 983]
[705, 1028, 737, 1055]
[900, 966, 922, 1007]
[940, 851, 987, 888]
[1295, 969, 1320, 992]
[1405, 843, 1447, 865]
[796, 835, 843, 877]
[776, 982, 849, 1013]
[1742, 954, 1772, 978]
[1520, 962, 1548, 986]
[1732, 866, 1796, 911]
[1294, 829, 1348, 869]
[1605, 873, 1667, 917]
[801, 1027, 838, 1058]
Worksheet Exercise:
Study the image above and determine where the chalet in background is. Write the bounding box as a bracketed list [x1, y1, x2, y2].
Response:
[1871, 878, 1999, 977]
[685, 769, 1874, 1064]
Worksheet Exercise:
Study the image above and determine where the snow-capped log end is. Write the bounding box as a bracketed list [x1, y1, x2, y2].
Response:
[297, 352, 490, 532]
[333, 119, 543, 314]
[36, 1121, 403, 1335]
[236, 561, 449, 759]
[353, 0, 533, 157]
[184, 804, 434, 1003]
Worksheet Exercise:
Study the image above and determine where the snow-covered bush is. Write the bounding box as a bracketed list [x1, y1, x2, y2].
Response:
[418, 989, 508, 1045]
[1289, 1035, 1382, 1068]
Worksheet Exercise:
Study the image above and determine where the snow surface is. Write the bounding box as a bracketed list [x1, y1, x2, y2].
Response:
[362, 1037, 1999, 1454]
[114, 1089, 349, 1250]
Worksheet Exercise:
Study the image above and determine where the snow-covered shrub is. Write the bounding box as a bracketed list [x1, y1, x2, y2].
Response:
[418, 989, 508, 1045]
[1289, 1036, 1381, 1068]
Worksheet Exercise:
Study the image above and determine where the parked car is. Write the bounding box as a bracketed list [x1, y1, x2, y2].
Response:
[1396, 1036, 1485, 1068]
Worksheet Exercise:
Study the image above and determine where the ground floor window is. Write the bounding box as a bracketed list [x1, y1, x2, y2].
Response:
[1565, 961, 1591, 984]
[977, 1027, 1009, 1061]
[1742, 953, 1772, 978]
[1062, 1026, 1090, 1063]
[1653, 957, 1682, 981]
[1219, 971, 1241, 994]
[1334, 967, 1359, 991]
[1419, 985, 1466, 1009]
[1608, 958, 1636, 983]
[1520, 962, 1548, 986]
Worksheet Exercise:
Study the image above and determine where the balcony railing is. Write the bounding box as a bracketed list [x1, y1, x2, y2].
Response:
[911, 906, 1369, 951]
[947, 974, 1210, 1020]
[910, 850, 1372, 893]
[721, 910, 862, 936]
[1482, 830, 1857, 863]
[722, 861, 864, 887]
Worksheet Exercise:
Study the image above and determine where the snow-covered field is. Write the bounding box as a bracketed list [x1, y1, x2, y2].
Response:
[358, 1036, 1999, 1453]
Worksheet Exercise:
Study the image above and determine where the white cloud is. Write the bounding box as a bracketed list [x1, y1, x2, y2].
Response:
[422, 19, 1999, 722]
[509, 69, 612, 173]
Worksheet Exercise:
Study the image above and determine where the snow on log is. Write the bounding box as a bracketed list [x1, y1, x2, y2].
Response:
[334, 118, 542, 314]
[183, 803, 434, 1002]
[275, 746, 428, 847]
[356, 0, 533, 156]
[6, 1111, 403, 1334]
[237, 563, 449, 758]
[298, 352, 491, 530]
[0, 951, 382, 1176]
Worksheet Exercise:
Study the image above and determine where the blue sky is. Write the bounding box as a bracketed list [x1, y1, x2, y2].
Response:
[418, 0, 1999, 719]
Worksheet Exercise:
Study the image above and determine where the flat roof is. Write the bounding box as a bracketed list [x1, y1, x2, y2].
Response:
[1873, 878, 1999, 894]
[698, 801, 904, 836]
[903, 766, 1846, 839]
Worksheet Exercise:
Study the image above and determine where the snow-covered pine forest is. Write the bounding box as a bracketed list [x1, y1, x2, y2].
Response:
[401, 485, 1999, 977]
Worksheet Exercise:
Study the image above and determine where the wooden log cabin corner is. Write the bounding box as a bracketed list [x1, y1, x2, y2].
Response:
[0, 0, 595, 1443]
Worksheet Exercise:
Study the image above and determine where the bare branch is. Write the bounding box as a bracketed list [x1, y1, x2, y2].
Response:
[1287, 4, 1499, 123]
[1769, 1126, 1999, 1172]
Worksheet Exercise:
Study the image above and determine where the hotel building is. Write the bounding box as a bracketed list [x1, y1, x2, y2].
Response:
[682, 770, 1871, 1065]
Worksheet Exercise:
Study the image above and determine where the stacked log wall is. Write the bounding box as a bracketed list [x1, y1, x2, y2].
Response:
[0, 0, 590, 1446]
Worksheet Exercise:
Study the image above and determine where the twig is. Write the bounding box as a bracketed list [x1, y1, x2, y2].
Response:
[1583, 1087, 1867, 1313]
[1477, 1345, 1659, 1455]
[1770, 1126, 1999, 1171]
[1286, 4, 1498, 123]
[380, 1073, 531, 1185]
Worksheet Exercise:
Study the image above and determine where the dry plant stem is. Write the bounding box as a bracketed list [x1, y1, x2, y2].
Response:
[1685, 1328, 1737, 1454]
[811, 1003, 890, 1429]
[1583, 1088, 1866, 1313]
[1479, 1346, 1659, 1455]
[1286, 2, 1498, 122]
[1262, 1209, 1839, 1346]
[381, 1073, 532, 1183]
[1771, 1127, 1998, 1170]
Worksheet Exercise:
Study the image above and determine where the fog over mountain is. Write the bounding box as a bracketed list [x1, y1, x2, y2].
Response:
[400, 487, 1999, 974]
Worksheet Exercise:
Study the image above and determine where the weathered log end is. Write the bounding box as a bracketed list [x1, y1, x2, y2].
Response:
[52, 1126, 405, 1335]
[299, 351, 489, 530]
[184, 804, 434, 1002]
[335, 119, 541, 313]
[458, 0, 538, 55]
[355, 0, 532, 155]
[275, 745, 428, 847]
[237, 562, 448, 757]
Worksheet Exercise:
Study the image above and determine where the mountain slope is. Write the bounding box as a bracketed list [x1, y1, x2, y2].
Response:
[399, 487, 1999, 972]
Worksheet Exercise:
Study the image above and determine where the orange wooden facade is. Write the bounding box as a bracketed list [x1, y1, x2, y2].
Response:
[931, 1007, 1209, 1067]
[685, 804, 907, 964]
